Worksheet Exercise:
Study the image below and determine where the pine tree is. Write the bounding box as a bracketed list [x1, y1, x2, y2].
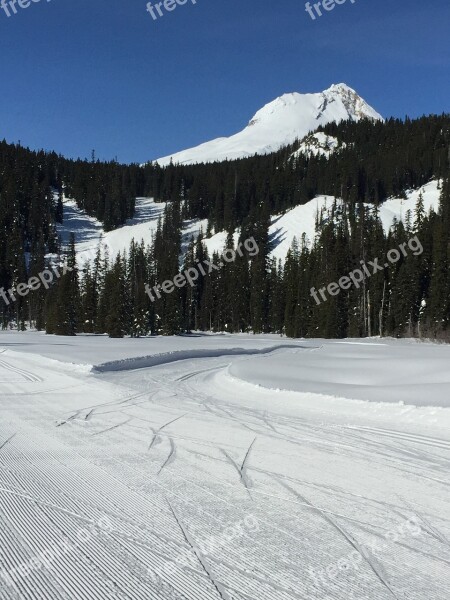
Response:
[104, 254, 127, 338]
[50, 234, 80, 336]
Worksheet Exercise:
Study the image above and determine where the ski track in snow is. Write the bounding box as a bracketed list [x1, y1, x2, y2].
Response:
[0, 358, 43, 383]
[0, 338, 449, 599]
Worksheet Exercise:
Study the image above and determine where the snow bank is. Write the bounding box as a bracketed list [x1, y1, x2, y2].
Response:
[228, 339, 450, 408]
[92, 344, 304, 373]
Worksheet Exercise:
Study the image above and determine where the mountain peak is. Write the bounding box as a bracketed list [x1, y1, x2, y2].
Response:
[154, 84, 382, 166]
[326, 82, 354, 93]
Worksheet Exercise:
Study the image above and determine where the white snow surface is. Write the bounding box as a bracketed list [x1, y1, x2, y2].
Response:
[268, 194, 338, 261]
[58, 196, 166, 264]
[377, 180, 442, 232]
[0, 332, 449, 600]
[154, 84, 383, 166]
[58, 197, 208, 265]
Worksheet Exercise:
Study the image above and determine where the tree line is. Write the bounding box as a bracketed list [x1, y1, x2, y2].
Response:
[0, 113, 449, 339]
[36, 175, 450, 341]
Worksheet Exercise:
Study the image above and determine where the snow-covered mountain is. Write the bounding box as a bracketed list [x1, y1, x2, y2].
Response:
[154, 83, 383, 166]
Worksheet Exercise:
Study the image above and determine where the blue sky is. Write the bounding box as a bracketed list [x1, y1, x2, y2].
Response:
[0, 0, 448, 163]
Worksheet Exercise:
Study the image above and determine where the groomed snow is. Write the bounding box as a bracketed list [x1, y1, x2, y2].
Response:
[0, 332, 449, 599]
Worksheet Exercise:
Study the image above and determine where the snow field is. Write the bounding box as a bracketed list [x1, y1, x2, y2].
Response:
[0, 334, 449, 599]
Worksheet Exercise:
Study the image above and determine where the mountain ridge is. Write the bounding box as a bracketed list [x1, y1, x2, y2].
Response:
[154, 83, 383, 166]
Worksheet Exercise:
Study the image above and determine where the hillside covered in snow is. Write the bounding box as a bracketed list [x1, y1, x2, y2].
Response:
[58, 181, 442, 265]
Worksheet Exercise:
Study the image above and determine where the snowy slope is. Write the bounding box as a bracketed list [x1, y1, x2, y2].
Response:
[377, 181, 441, 232]
[59, 181, 441, 266]
[57, 197, 166, 264]
[154, 84, 383, 166]
[58, 197, 207, 265]
[202, 181, 441, 262]
[0, 333, 449, 600]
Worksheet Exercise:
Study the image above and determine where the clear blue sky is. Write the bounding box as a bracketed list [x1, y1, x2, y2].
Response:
[0, 0, 448, 163]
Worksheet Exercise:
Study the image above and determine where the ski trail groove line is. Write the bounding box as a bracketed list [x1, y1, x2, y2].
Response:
[219, 450, 253, 499]
[278, 479, 401, 600]
[157, 474, 305, 598]
[398, 495, 450, 549]
[175, 364, 228, 382]
[91, 418, 132, 437]
[2, 426, 202, 553]
[231, 435, 257, 491]
[240, 436, 257, 477]
[2, 441, 204, 599]
[0, 358, 43, 382]
[56, 411, 81, 428]
[262, 411, 278, 434]
[0, 433, 16, 452]
[148, 413, 187, 450]
[346, 425, 450, 450]
[157, 438, 177, 476]
[166, 499, 232, 600]
[58, 388, 157, 418]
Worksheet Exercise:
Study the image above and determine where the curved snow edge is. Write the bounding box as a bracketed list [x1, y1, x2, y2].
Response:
[91, 344, 304, 373]
[223, 369, 450, 418]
